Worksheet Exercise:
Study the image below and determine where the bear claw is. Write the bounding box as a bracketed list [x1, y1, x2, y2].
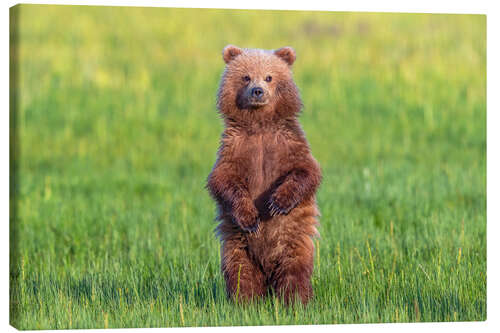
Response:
[268, 197, 296, 216]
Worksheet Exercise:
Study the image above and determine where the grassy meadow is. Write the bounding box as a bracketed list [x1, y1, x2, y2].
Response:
[9, 5, 486, 329]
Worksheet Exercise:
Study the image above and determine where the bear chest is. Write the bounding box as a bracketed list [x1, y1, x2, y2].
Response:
[234, 133, 289, 198]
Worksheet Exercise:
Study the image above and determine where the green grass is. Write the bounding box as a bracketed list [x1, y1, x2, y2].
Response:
[9, 4, 486, 329]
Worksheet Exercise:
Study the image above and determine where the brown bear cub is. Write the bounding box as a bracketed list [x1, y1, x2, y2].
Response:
[206, 45, 322, 305]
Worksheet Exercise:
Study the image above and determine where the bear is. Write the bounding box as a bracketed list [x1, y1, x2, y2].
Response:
[206, 45, 322, 305]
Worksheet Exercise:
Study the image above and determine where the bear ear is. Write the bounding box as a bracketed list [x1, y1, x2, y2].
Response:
[222, 45, 243, 64]
[274, 47, 296, 66]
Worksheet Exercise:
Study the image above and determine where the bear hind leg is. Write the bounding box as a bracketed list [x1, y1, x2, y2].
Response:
[221, 239, 267, 302]
[271, 243, 314, 305]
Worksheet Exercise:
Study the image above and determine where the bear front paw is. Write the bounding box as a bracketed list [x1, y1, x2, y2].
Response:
[233, 200, 260, 232]
[268, 191, 298, 216]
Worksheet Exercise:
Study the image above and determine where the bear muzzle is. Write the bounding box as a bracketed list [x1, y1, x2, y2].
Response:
[237, 84, 270, 109]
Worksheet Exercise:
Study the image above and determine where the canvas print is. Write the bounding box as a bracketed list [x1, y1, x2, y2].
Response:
[9, 4, 486, 330]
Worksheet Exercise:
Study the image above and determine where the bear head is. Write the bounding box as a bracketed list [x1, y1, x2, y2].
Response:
[217, 45, 302, 123]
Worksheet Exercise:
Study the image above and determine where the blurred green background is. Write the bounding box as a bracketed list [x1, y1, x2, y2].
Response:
[10, 4, 486, 329]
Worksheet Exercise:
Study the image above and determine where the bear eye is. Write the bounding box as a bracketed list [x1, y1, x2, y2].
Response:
[265, 75, 272, 82]
[243, 75, 251, 82]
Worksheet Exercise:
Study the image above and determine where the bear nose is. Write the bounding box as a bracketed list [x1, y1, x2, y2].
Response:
[251, 87, 264, 98]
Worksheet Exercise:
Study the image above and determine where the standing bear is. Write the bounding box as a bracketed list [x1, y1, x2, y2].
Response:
[207, 45, 322, 305]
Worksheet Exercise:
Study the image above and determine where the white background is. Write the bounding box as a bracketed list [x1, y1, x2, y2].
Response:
[2, 1, 497, 332]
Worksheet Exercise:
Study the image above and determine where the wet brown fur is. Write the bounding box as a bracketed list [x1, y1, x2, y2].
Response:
[206, 45, 322, 305]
